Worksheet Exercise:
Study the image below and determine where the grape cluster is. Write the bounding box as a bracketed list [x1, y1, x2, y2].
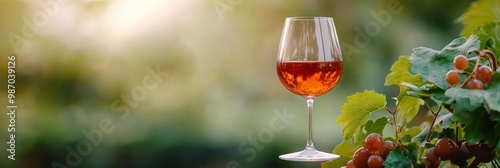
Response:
[346, 133, 395, 168]
[421, 138, 495, 168]
[446, 54, 494, 89]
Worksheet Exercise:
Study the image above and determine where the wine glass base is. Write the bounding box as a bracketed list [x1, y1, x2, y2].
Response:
[279, 150, 340, 162]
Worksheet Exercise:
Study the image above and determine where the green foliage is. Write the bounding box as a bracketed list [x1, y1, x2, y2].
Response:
[435, 109, 454, 129]
[384, 143, 423, 168]
[408, 35, 480, 89]
[385, 56, 425, 88]
[494, 68, 500, 82]
[412, 126, 437, 143]
[445, 88, 487, 111]
[475, 22, 500, 57]
[452, 104, 498, 146]
[497, 123, 500, 148]
[355, 117, 391, 145]
[445, 76, 500, 112]
[397, 96, 425, 122]
[399, 125, 423, 142]
[337, 90, 387, 142]
[458, 0, 500, 37]
[321, 141, 360, 168]
[384, 56, 427, 127]
[445, 77, 500, 111]
[485, 80, 500, 111]
[363, 117, 390, 137]
[320, 157, 351, 168]
[385, 56, 427, 103]
[384, 149, 411, 168]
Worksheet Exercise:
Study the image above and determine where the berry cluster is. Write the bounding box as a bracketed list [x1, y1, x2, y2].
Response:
[346, 133, 395, 168]
[445, 51, 497, 90]
[421, 138, 495, 168]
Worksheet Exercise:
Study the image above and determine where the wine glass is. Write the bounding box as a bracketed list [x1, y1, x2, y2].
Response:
[276, 17, 343, 162]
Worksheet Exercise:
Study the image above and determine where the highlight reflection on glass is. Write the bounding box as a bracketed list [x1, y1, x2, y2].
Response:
[276, 17, 342, 162]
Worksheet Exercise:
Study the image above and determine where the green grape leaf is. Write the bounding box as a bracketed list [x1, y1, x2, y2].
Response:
[337, 90, 387, 141]
[397, 96, 425, 122]
[445, 88, 486, 112]
[457, 0, 500, 37]
[356, 117, 390, 143]
[493, 68, 500, 82]
[385, 56, 425, 87]
[331, 141, 360, 158]
[399, 134, 413, 144]
[409, 35, 480, 90]
[491, 69, 500, 113]
[430, 90, 450, 105]
[492, 110, 500, 122]
[451, 104, 498, 146]
[412, 125, 438, 143]
[385, 56, 426, 101]
[475, 22, 500, 58]
[406, 142, 422, 166]
[435, 109, 454, 129]
[321, 141, 361, 168]
[445, 81, 500, 112]
[485, 81, 500, 112]
[438, 128, 456, 140]
[399, 125, 422, 141]
[384, 143, 423, 168]
[496, 123, 500, 148]
[384, 148, 411, 167]
[364, 117, 390, 136]
[401, 82, 437, 92]
[321, 157, 351, 168]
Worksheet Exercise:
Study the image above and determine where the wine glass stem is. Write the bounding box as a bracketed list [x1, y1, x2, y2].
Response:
[305, 96, 315, 150]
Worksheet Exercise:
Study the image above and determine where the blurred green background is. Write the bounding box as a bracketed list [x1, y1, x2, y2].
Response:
[0, 0, 475, 167]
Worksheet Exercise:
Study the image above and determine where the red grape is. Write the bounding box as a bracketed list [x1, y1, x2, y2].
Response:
[471, 140, 495, 163]
[352, 147, 371, 168]
[433, 157, 442, 167]
[458, 141, 472, 159]
[367, 155, 384, 168]
[467, 79, 484, 90]
[426, 147, 439, 162]
[434, 138, 458, 161]
[450, 141, 470, 167]
[446, 70, 461, 85]
[378, 141, 395, 158]
[421, 156, 440, 168]
[475, 65, 492, 84]
[454, 55, 468, 70]
[364, 133, 383, 154]
[420, 157, 431, 167]
[346, 159, 354, 168]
